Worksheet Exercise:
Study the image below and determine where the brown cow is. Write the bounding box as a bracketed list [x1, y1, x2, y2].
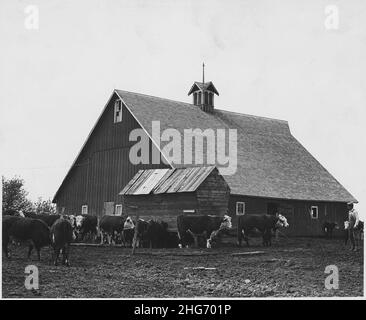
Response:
[3, 216, 50, 260]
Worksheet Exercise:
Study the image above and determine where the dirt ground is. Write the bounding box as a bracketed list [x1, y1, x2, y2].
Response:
[2, 237, 363, 298]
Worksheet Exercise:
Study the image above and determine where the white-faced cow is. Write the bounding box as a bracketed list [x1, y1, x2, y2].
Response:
[50, 217, 75, 266]
[177, 215, 232, 248]
[237, 214, 289, 247]
[2, 216, 50, 261]
[75, 214, 99, 242]
[122, 216, 135, 247]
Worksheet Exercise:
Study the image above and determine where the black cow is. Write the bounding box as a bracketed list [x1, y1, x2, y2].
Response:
[99, 215, 125, 245]
[75, 214, 98, 242]
[322, 221, 339, 238]
[122, 228, 134, 247]
[135, 219, 149, 247]
[2, 216, 50, 260]
[237, 214, 289, 247]
[177, 214, 232, 248]
[145, 221, 179, 248]
[145, 220, 165, 248]
[50, 217, 74, 266]
[121, 217, 149, 247]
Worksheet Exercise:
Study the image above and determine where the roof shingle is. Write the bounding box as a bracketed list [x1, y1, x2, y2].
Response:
[116, 89, 357, 203]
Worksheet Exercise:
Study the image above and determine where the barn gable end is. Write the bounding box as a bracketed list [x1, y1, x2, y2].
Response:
[53, 92, 170, 216]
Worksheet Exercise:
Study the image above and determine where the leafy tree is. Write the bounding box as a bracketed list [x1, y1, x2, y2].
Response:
[34, 197, 57, 215]
[2, 176, 34, 214]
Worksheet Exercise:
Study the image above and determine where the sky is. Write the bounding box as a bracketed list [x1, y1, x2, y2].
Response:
[0, 0, 365, 217]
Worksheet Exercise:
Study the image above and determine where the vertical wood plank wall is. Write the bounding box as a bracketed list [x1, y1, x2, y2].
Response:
[55, 93, 169, 216]
[229, 195, 348, 237]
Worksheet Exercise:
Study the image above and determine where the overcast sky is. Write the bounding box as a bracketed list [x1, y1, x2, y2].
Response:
[1, 0, 365, 217]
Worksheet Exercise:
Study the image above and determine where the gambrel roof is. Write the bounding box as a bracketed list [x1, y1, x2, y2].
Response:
[53, 89, 357, 203]
[115, 90, 356, 203]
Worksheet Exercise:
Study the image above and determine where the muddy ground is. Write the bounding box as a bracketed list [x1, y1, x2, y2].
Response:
[2, 237, 363, 298]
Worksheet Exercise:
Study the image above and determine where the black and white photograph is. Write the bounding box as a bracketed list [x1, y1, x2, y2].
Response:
[0, 0, 364, 303]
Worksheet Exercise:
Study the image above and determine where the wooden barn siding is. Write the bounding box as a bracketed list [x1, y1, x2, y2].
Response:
[121, 169, 230, 230]
[196, 169, 230, 215]
[121, 193, 198, 230]
[229, 195, 348, 236]
[55, 93, 169, 216]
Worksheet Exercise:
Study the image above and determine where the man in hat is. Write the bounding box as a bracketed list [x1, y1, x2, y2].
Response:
[347, 202, 360, 251]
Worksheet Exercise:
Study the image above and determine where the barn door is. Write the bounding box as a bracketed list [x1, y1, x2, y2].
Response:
[104, 202, 115, 216]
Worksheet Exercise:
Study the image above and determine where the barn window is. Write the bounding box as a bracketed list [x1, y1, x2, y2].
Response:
[81, 205, 88, 215]
[310, 206, 318, 219]
[114, 99, 122, 123]
[183, 209, 195, 214]
[236, 202, 245, 215]
[193, 92, 198, 105]
[198, 92, 202, 105]
[115, 204, 122, 216]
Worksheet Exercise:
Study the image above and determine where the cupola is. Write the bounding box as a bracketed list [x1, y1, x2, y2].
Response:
[188, 63, 219, 113]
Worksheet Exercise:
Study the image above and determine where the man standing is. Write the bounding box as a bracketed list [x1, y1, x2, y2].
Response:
[347, 202, 360, 251]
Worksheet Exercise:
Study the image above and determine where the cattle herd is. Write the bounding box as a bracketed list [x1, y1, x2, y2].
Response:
[2, 210, 290, 267]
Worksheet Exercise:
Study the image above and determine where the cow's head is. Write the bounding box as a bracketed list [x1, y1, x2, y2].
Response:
[75, 215, 84, 229]
[220, 215, 232, 230]
[64, 214, 76, 226]
[124, 216, 135, 230]
[276, 214, 289, 228]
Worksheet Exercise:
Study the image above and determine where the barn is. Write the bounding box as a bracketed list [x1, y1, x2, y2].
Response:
[52, 77, 357, 237]
[119, 166, 230, 229]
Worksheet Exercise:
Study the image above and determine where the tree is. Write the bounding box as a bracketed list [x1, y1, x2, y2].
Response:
[2, 176, 34, 214]
[34, 197, 56, 215]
